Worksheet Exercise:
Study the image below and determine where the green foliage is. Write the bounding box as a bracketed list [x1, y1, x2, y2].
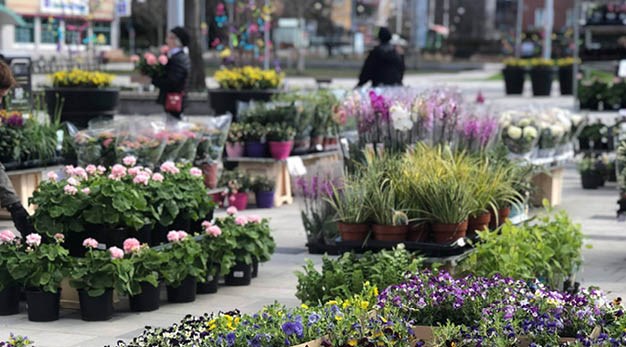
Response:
[160, 236, 207, 287]
[325, 178, 370, 224]
[249, 175, 274, 192]
[227, 122, 245, 143]
[30, 179, 91, 235]
[219, 169, 252, 194]
[460, 204, 584, 289]
[0, 237, 21, 291]
[8, 239, 70, 294]
[265, 123, 296, 141]
[69, 248, 127, 297]
[201, 229, 237, 277]
[215, 215, 276, 265]
[295, 244, 422, 305]
[241, 122, 267, 142]
[121, 245, 166, 296]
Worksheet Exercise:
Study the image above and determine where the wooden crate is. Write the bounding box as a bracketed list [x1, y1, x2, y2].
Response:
[531, 167, 564, 207]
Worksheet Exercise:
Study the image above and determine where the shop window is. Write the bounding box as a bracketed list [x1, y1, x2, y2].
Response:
[41, 17, 59, 44]
[15, 17, 34, 43]
[65, 20, 85, 45]
[93, 21, 111, 45]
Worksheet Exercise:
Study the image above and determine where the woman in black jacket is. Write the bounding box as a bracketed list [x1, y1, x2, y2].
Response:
[152, 26, 192, 119]
[357, 27, 405, 88]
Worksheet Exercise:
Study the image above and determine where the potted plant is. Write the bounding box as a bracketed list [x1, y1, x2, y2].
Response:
[219, 170, 251, 211]
[8, 233, 69, 322]
[267, 123, 296, 160]
[225, 123, 245, 158]
[198, 222, 236, 294]
[44, 69, 119, 128]
[467, 162, 497, 238]
[417, 175, 473, 244]
[160, 231, 207, 303]
[0, 230, 21, 316]
[251, 175, 275, 209]
[243, 122, 268, 158]
[247, 215, 275, 278]
[209, 66, 283, 116]
[529, 58, 555, 96]
[557, 57, 577, 95]
[502, 58, 527, 95]
[69, 238, 128, 321]
[120, 238, 166, 312]
[326, 180, 370, 242]
[366, 181, 409, 242]
[501, 119, 539, 158]
[489, 163, 524, 229]
[578, 156, 603, 189]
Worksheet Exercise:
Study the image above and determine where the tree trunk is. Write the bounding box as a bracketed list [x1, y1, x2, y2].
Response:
[185, 0, 207, 91]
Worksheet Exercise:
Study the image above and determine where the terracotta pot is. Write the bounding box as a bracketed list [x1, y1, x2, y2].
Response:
[467, 212, 491, 237]
[489, 207, 511, 229]
[292, 137, 311, 154]
[337, 222, 369, 242]
[407, 223, 429, 242]
[225, 142, 244, 158]
[323, 136, 339, 151]
[201, 162, 219, 189]
[372, 224, 408, 241]
[431, 220, 468, 244]
[269, 141, 294, 160]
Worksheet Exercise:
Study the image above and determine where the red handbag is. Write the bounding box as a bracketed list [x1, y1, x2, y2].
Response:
[165, 92, 183, 113]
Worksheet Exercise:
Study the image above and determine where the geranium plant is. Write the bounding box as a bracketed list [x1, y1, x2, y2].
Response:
[214, 213, 275, 266]
[159, 231, 207, 287]
[0, 230, 21, 291]
[119, 238, 166, 296]
[200, 222, 236, 277]
[8, 233, 69, 294]
[69, 238, 130, 297]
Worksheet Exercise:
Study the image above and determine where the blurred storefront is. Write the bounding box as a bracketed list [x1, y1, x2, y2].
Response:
[0, 0, 119, 57]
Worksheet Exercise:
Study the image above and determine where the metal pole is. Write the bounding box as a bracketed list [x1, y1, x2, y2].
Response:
[515, 0, 524, 58]
[573, 0, 581, 111]
[442, 0, 450, 29]
[543, 0, 553, 59]
[263, 0, 270, 69]
[396, 0, 403, 34]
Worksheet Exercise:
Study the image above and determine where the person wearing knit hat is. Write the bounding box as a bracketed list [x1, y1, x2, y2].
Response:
[356, 27, 405, 87]
[151, 26, 192, 119]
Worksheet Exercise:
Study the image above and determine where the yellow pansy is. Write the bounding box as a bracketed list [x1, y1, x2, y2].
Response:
[347, 339, 357, 346]
[301, 304, 309, 309]
[326, 300, 338, 306]
[360, 301, 370, 310]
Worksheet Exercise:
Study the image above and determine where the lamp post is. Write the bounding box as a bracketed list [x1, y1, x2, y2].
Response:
[514, 0, 524, 58]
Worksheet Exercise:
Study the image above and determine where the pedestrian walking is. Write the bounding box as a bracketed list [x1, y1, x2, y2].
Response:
[0, 60, 35, 235]
[152, 26, 192, 119]
[357, 27, 405, 88]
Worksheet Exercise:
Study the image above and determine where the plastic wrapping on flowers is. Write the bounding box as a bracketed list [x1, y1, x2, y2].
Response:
[191, 115, 232, 165]
[499, 110, 540, 158]
[115, 119, 167, 168]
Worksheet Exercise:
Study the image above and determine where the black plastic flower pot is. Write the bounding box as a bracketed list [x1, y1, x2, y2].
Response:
[581, 172, 600, 189]
[558, 66, 573, 95]
[166, 276, 197, 303]
[0, 285, 20, 315]
[102, 226, 129, 249]
[530, 67, 554, 96]
[45, 87, 119, 129]
[78, 289, 113, 321]
[196, 273, 219, 294]
[151, 224, 169, 246]
[225, 262, 252, 286]
[251, 260, 259, 278]
[26, 289, 61, 322]
[502, 68, 525, 95]
[129, 282, 160, 312]
[171, 214, 191, 233]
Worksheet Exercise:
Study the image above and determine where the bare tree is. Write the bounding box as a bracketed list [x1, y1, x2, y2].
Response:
[185, 0, 207, 90]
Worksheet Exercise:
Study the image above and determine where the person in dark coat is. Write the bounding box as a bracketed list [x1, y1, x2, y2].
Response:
[152, 26, 192, 119]
[357, 27, 405, 88]
[0, 60, 35, 236]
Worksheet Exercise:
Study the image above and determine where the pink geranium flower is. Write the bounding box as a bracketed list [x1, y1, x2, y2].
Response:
[206, 225, 222, 237]
[123, 155, 137, 167]
[109, 246, 124, 260]
[151, 173, 164, 182]
[73, 167, 88, 180]
[47, 171, 58, 182]
[54, 233, 65, 242]
[160, 161, 180, 174]
[158, 55, 168, 65]
[226, 206, 238, 215]
[67, 177, 80, 186]
[85, 165, 97, 175]
[64, 184, 78, 195]
[83, 238, 99, 249]
[133, 173, 150, 185]
[81, 188, 91, 195]
[0, 230, 16, 243]
[189, 167, 202, 177]
[247, 215, 262, 224]
[25, 233, 41, 247]
[235, 216, 248, 226]
[123, 238, 141, 254]
[109, 164, 127, 180]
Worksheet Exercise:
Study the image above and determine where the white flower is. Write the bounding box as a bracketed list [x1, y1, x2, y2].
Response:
[523, 126, 538, 140]
[518, 118, 532, 127]
[507, 126, 523, 140]
[571, 114, 583, 126]
[390, 103, 413, 132]
[550, 125, 564, 138]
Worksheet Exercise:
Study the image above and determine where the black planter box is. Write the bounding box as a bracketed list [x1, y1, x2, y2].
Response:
[166, 276, 197, 303]
[558, 66, 573, 95]
[581, 172, 601, 189]
[45, 87, 120, 129]
[78, 289, 113, 321]
[25, 289, 60, 322]
[129, 282, 160, 312]
[502, 68, 526, 95]
[208, 89, 277, 118]
[530, 67, 554, 96]
[224, 263, 252, 286]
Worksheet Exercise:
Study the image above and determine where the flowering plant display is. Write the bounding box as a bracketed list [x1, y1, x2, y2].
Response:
[215, 211, 275, 266]
[0, 334, 34, 347]
[159, 231, 207, 287]
[455, 108, 499, 153]
[200, 221, 236, 277]
[500, 111, 540, 156]
[7, 233, 69, 294]
[157, 129, 189, 163]
[0, 109, 60, 165]
[0, 230, 21, 291]
[73, 128, 116, 167]
[50, 69, 114, 88]
[227, 122, 245, 143]
[132, 48, 168, 79]
[0, 110, 25, 163]
[69, 238, 131, 297]
[214, 66, 283, 90]
[115, 124, 167, 169]
[118, 239, 167, 296]
[192, 115, 231, 165]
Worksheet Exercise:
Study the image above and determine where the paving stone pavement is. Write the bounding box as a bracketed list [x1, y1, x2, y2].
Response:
[2, 69, 625, 346]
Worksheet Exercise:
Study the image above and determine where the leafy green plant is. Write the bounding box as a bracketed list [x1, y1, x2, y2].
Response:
[242, 122, 266, 142]
[295, 244, 422, 305]
[325, 179, 369, 224]
[226, 122, 245, 143]
[8, 234, 70, 294]
[70, 244, 129, 297]
[215, 214, 275, 265]
[200, 222, 236, 277]
[0, 231, 22, 291]
[578, 156, 599, 174]
[265, 123, 296, 141]
[121, 242, 166, 296]
[159, 233, 207, 287]
[250, 175, 274, 193]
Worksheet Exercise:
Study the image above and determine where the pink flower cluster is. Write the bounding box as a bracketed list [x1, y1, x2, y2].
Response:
[160, 161, 180, 175]
[64, 184, 78, 195]
[123, 238, 142, 254]
[152, 173, 164, 182]
[47, 171, 58, 182]
[167, 230, 189, 243]
[109, 164, 128, 180]
[83, 238, 99, 249]
[25, 233, 41, 247]
[201, 221, 222, 237]
[109, 246, 124, 259]
[123, 155, 137, 167]
[0, 229, 16, 243]
[189, 167, 202, 177]
[226, 206, 238, 215]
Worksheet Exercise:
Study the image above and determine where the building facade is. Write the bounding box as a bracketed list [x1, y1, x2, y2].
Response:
[1, 0, 119, 57]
